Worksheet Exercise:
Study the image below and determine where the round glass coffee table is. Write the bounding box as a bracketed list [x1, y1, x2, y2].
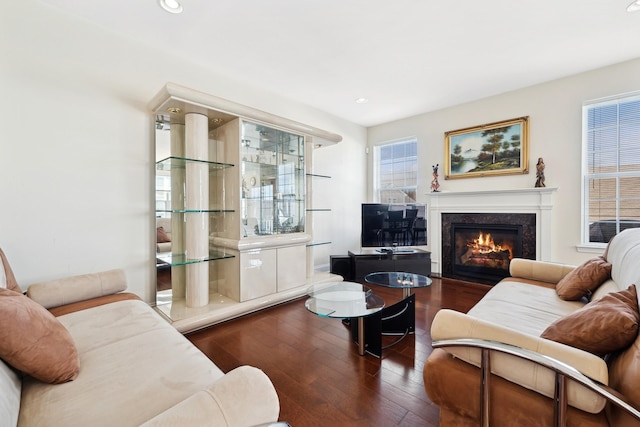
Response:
[305, 282, 384, 356]
[364, 271, 432, 299]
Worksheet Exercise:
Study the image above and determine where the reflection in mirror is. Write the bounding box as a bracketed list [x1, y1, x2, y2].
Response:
[155, 114, 180, 305]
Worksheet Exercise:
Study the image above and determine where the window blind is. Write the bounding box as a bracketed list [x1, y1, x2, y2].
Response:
[583, 95, 640, 244]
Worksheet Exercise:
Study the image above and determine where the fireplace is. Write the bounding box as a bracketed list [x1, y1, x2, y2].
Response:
[426, 188, 557, 281]
[442, 213, 536, 285]
[451, 223, 523, 284]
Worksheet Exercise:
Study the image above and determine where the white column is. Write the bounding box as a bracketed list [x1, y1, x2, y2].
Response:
[170, 123, 186, 299]
[185, 113, 209, 308]
[305, 140, 314, 279]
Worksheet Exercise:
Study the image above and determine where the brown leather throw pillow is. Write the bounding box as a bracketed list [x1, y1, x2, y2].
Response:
[541, 284, 639, 356]
[555, 256, 612, 300]
[0, 288, 80, 383]
[157, 226, 171, 243]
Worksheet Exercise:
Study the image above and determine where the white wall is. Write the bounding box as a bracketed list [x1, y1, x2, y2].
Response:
[0, 0, 366, 302]
[368, 57, 640, 266]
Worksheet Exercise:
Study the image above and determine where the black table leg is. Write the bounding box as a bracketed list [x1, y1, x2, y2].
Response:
[350, 293, 415, 358]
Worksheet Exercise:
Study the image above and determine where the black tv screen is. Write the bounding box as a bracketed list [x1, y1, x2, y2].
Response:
[361, 203, 427, 247]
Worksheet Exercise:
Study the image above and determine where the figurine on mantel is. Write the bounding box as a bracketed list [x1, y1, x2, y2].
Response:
[431, 164, 441, 192]
[535, 157, 546, 188]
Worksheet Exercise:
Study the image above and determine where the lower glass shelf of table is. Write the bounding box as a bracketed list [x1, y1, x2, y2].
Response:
[305, 282, 384, 356]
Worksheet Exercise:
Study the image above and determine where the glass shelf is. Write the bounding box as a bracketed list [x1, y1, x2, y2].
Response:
[156, 156, 234, 171]
[307, 241, 331, 247]
[243, 197, 304, 202]
[156, 209, 235, 214]
[306, 208, 331, 212]
[156, 249, 235, 267]
[240, 120, 305, 237]
[306, 173, 331, 179]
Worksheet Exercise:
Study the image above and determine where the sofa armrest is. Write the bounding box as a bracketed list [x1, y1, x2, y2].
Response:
[26, 269, 127, 309]
[509, 258, 576, 284]
[141, 366, 280, 427]
[157, 242, 171, 253]
[431, 309, 608, 413]
[432, 338, 640, 423]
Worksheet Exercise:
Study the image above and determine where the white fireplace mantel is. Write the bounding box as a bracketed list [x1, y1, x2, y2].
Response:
[425, 187, 558, 276]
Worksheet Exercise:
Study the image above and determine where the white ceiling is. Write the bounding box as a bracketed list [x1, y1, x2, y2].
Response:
[39, 0, 640, 127]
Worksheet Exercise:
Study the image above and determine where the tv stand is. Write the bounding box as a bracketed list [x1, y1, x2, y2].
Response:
[348, 249, 431, 283]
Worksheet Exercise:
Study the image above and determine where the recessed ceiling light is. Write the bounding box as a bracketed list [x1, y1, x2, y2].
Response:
[159, 0, 183, 14]
[628, 0, 640, 12]
[355, 97, 369, 104]
[166, 106, 182, 114]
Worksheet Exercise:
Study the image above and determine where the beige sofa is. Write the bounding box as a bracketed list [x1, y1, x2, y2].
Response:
[0, 252, 280, 427]
[424, 228, 640, 426]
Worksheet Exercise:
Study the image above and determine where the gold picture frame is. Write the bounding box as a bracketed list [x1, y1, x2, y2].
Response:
[444, 116, 529, 180]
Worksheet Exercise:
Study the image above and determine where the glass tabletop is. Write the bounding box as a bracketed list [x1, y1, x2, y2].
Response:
[364, 272, 432, 289]
[305, 282, 385, 318]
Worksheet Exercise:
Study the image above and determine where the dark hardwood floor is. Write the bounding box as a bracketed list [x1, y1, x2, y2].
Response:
[186, 277, 490, 427]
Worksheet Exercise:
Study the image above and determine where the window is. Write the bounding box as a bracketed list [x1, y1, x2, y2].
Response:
[583, 93, 640, 245]
[374, 139, 418, 203]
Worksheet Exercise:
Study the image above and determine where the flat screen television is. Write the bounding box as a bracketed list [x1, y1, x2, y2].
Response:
[361, 203, 427, 248]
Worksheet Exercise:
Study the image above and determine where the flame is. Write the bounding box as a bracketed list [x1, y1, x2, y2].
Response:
[468, 232, 513, 258]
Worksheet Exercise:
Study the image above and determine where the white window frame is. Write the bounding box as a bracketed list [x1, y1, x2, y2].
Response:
[580, 91, 640, 250]
[373, 137, 418, 204]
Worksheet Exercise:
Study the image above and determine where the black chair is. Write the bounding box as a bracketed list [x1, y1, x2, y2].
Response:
[384, 210, 410, 245]
[411, 217, 427, 245]
[404, 209, 419, 244]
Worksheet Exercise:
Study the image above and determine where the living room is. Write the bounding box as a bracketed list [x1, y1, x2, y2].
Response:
[3, 0, 639, 303]
[3, 1, 640, 425]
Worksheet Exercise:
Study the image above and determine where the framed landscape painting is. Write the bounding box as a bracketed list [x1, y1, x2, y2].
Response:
[444, 116, 529, 179]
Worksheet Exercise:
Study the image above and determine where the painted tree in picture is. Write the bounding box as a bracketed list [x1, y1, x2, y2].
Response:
[450, 124, 522, 174]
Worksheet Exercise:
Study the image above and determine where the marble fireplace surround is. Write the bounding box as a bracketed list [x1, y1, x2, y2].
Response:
[426, 187, 558, 277]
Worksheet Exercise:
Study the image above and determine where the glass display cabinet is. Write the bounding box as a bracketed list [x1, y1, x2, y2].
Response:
[150, 83, 343, 330]
[240, 121, 305, 237]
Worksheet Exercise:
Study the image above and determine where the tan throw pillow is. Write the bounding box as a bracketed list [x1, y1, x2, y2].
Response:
[157, 226, 171, 243]
[541, 285, 639, 356]
[0, 288, 80, 383]
[0, 248, 22, 293]
[556, 256, 612, 300]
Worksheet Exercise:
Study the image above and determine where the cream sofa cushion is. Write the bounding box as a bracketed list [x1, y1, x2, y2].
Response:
[18, 300, 225, 427]
[142, 366, 279, 427]
[606, 228, 640, 291]
[467, 279, 586, 336]
[0, 359, 21, 427]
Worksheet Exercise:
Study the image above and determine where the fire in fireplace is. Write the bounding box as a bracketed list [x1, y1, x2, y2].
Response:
[451, 223, 523, 284]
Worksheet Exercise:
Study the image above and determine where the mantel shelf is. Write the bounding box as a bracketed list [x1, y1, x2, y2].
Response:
[427, 187, 558, 197]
